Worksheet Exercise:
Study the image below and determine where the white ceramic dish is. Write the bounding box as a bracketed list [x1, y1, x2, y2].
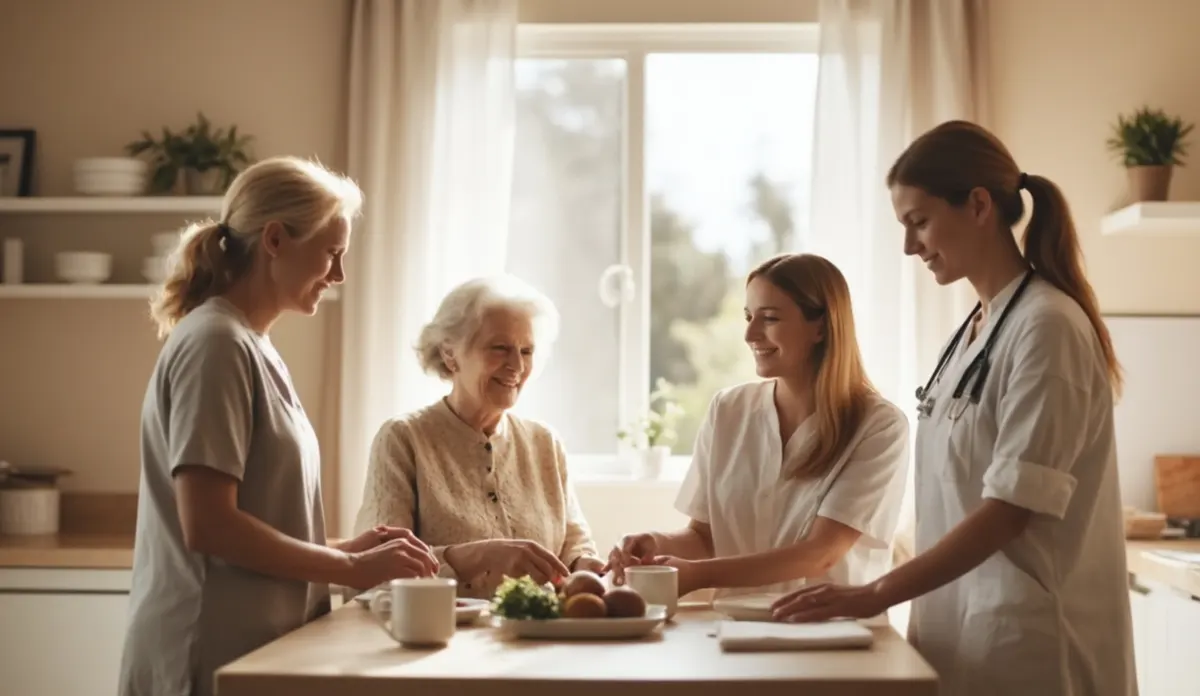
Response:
[55, 251, 112, 284]
[712, 593, 784, 622]
[354, 590, 490, 625]
[495, 603, 667, 640]
[142, 255, 169, 283]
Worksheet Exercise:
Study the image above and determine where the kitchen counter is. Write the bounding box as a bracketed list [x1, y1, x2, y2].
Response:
[0, 533, 134, 568]
[1126, 538, 1200, 598]
[215, 603, 938, 696]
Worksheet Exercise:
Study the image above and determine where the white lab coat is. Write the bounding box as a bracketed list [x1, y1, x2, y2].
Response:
[675, 380, 910, 602]
[911, 274, 1136, 696]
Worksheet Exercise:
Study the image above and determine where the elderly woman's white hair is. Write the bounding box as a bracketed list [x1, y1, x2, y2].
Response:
[415, 274, 561, 380]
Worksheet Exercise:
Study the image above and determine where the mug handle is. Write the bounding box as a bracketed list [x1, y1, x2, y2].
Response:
[368, 589, 394, 636]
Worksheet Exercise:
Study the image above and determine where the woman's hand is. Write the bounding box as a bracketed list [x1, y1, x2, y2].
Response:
[603, 532, 659, 585]
[647, 555, 707, 597]
[335, 525, 426, 554]
[341, 535, 441, 590]
[445, 539, 570, 586]
[769, 582, 888, 623]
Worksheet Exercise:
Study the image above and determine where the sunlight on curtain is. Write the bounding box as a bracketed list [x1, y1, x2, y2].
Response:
[339, 0, 517, 534]
[807, 0, 988, 580]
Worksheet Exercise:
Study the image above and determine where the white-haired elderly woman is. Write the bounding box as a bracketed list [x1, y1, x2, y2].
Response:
[353, 275, 604, 598]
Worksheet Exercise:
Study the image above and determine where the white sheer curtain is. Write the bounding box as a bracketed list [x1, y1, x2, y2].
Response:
[338, 0, 517, 533]
[807, 0, 989, 564]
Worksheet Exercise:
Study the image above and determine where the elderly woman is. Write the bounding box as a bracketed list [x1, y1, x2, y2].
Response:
[353, 275, 604, 598]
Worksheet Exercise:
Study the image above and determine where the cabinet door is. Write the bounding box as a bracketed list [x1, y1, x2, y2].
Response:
[1162, 589, 1200, 693]
[0, 592, 130, 696]
[1129, 584, 1154, 695]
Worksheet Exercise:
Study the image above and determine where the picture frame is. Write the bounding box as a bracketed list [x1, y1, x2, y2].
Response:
[0, 129, 36, 197]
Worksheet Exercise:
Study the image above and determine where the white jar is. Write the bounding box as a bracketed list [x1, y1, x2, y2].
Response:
[0, 486, 61, 535]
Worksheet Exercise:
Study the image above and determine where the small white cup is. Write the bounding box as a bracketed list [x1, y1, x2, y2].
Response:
[625, 565, 678, 619]
[368, 577, 457, 647]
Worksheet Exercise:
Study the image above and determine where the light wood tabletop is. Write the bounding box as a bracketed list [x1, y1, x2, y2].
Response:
[216, 601, 938, 696]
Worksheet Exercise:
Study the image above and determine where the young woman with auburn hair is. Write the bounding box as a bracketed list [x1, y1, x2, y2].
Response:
[605, 253, 910, 620]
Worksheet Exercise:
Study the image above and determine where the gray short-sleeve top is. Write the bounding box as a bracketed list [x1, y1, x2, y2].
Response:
[118, 297, 329, 696]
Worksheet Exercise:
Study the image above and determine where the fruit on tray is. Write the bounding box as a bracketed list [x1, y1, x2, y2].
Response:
[490, 574, 649, 620]
[561, 570, 606, 599]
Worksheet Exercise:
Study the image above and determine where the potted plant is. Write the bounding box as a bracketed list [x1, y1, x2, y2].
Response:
[124, 126, 190, 194]
[125, 112, 254, 195]
[1106, 106, 1194, 202]
[618, 378, 685, 480]
[180, 112, 254, 195]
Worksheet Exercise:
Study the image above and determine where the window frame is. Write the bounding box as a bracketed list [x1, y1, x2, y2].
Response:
[515, 23, 821, 478]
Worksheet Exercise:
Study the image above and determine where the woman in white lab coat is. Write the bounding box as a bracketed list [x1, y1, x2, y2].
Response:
[771, 120, 1136, 695]
[605, 254, 911, 608]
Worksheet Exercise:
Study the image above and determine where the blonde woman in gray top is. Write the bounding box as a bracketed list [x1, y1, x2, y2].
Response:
[118, 157, 438, 696]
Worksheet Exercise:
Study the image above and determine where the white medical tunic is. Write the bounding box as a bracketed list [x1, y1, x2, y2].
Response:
[910, 274, 1136, 696]
[675, 380, 910, 601]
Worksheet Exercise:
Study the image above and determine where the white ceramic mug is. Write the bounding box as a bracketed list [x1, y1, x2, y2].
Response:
[368, 577, 457, 647]
[625, 565, 678, 619]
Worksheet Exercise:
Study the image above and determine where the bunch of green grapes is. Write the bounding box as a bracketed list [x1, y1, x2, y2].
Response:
[490, 575, 561, 620]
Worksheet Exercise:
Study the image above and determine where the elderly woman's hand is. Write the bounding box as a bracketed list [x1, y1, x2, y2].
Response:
[445, 538, 570, 586]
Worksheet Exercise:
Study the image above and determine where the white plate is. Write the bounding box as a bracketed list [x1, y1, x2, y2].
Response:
[712, 593, 784, 622]
[353, 591, 490, 624]
[496, 603, 668, 640]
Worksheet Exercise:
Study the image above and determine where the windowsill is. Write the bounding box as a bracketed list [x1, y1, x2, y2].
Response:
[569, 453, 691, 486]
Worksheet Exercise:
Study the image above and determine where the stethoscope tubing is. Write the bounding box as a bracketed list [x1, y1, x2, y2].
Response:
[916, 270, 1036, 416]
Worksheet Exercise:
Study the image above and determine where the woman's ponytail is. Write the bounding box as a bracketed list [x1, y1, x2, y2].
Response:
[1022, 174, 1123, 395]
[148, 221, 247, 339]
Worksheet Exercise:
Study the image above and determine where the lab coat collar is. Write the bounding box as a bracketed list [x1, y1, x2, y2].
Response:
[982, 269, 1032, 316]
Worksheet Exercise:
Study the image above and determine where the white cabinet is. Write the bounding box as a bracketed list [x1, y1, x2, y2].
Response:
[0, 568, 131, 696]
[1131, 577, 1200, 696]
[1129, 583, 1154, 694]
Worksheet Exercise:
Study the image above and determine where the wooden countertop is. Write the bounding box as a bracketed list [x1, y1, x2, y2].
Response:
[1126, 538, 1200, 598]
[0, 533, 134, 568]
[215, 603, 938, 696]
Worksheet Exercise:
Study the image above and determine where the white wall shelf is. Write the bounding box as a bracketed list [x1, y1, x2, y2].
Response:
[1101, 201, 1200, 236]
[0, 284, 340, 300]
[0, 196, 222, 214]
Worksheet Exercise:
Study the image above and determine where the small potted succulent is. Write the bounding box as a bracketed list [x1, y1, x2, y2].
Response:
[618, 378, 684, 480]
[126, 112, 254, 195]
[1106, 106, 1194, 202]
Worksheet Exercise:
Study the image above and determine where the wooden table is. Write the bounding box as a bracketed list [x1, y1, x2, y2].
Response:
[216, 602, 938, 696]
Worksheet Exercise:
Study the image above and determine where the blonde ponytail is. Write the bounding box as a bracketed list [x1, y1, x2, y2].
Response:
[149, 221, 251, 338]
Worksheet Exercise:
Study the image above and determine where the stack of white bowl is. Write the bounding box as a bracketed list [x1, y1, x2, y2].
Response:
[143, 231, 180, 284]
[72, 157, 147, 196]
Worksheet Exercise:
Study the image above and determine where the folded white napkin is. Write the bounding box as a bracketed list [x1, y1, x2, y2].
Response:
[716, 619, 874, 652]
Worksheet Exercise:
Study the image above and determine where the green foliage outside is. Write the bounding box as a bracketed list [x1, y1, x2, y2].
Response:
[516, 59, 801, 454]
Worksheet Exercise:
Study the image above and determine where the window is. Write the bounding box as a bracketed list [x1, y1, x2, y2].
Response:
[508, 25, 820, 470]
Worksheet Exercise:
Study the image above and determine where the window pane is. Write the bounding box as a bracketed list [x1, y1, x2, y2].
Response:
[646, 53, 819, 454]
[507, 58, 626, 456]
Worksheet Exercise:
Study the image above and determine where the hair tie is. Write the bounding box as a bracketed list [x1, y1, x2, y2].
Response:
[216, 221, 234, 252]
[1017, 172, 1029, 191]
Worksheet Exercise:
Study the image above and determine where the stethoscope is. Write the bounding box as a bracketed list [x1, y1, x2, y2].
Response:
[915, 270, 1036, 420]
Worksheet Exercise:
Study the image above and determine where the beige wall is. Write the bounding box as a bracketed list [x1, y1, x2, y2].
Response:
[0, 0, 351, 518]
[988, 0, 1200, 314]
